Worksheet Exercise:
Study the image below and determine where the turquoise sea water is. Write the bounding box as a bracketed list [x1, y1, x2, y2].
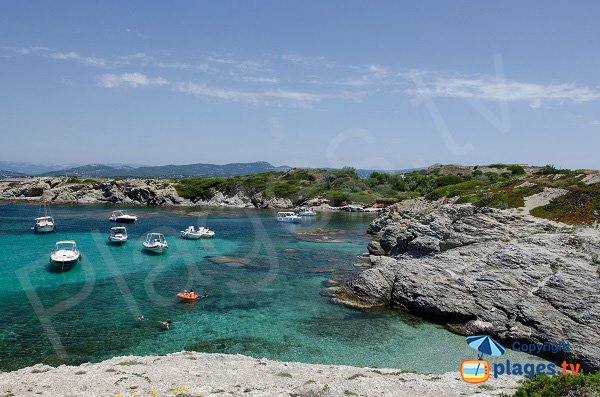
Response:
[0, 203, 545, 373]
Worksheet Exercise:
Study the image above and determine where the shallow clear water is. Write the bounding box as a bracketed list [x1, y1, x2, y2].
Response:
[0, 202, 544, 372]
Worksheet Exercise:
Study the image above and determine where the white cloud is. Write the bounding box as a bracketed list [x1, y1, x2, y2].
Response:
[368, 64, 389, 78]
[174, 82, 322, 104]
[234, 75, 280, 84]
[50, 51, 109, 67]
[17, 46, 51, 55]
[281, 54, 336, 68]
[155, 61, 211, 72]
[403, 73, 600, 106]
[173, 81, 360, 105]
[14, 44, 600, 109]
[100, 73, 169, 88]
[207, 56, 268, 73]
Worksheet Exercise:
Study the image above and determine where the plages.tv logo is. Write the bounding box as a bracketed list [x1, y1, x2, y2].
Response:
[460, 335, 582, 384]
[460, 335, 504, 384]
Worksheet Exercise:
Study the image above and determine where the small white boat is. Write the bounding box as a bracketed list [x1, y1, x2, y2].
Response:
[198, 227, 215, 238]
[276, 211, 301, 223]
[108, 226, 128, 244]
[298, 207, 317, 217]
[50, 240, 80, 266]
[34, 203, 55, 233]
[142, 233, 168, 254]
[35, 216, 55, 233]
[109, 210, 138, 223]
[180, 226, 202, 239]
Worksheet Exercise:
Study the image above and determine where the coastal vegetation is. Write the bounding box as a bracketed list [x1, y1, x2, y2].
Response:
[510, 373, 600, 397]
[174, 164, 599, 225]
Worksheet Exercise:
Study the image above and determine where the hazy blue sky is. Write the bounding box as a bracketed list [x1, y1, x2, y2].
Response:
[1, 1, 599, 169]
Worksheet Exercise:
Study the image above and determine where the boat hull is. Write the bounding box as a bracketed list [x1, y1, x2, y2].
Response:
[110, 217, 137, 224]
[35, 225, 55, 233]
[276, 217, 301, 223]
[108, 236, 128, 244]
[180, 232, 202, 239]
[49, 252, 80, 271]
[142, 244, 167, 254]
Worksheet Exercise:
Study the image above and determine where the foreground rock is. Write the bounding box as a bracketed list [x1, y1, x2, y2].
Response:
[0, 351, 519, 397]
[338, 199, 600, 372]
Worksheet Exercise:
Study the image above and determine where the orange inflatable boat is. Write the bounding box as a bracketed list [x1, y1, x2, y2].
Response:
[177, 292, 198, 300]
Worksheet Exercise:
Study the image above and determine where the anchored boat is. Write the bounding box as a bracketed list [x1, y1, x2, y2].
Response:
[34, 203, 55, 233]
[181, 226, 215, 239]
[198, 227, 215, 238]
[180, 226, 202, 239]
[49, 240, 80, 269]
[276, 211, 301, 223]
[109, 210, 138, 223]
[142, 233, 168, 254]
[298, 207, 317, 216]
[108, 226, 128, 244]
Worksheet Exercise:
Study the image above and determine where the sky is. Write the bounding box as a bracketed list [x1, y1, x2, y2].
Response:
[1, 1, 599, 170]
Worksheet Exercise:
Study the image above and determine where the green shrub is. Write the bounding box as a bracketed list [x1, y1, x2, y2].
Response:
[65, 177, 82, 184]
[474, 192, 509, 208]
[175, 177, 226, 200]
[506, 164, 526, 175]
[282, 171, 316, 182]
[272, 183, 302, 198]
[512, 373, 600, 397]
[433, 174, 468, 187]
[330, 191, 350, 206]
[367, 172, 388, 187]
[536, 165, 573, 175]
[426, 180, 484, 200]
[530, 187, 600, 224]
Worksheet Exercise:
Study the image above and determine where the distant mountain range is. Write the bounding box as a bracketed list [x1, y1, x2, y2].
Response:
[41, 161, 292, 178]
[0, 160, 422, 179]
[0, 161, 148, 175]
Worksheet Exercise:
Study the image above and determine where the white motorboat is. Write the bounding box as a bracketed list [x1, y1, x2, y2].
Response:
[180, 226, 202, 239]
[34, 203, 55, 233]
[108, 226, 128, 244]
[198, 227, 215, 238]
[276, 211, 301, 223]
[50, 240, 80, 266]
[297, 207, 317, 217]
[142, 233, 168, 254]
[109, 210, 138, 223]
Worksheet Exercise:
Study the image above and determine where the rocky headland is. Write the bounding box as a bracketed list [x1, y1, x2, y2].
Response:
[0, 177, 384, 211]
[334, 198, 600, 372]
[0, 351, 521, 397]
[0, 177, 294, 208]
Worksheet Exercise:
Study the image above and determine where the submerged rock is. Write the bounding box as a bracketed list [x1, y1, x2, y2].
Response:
[206, 256, 252, 266]
[342, 200, 600, 372]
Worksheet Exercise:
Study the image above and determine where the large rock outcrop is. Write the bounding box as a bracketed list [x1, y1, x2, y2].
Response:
[0, 178, 294, 208]
[340, 199, 600, 372]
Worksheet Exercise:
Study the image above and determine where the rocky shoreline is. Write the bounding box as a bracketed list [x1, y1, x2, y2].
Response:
[334, 199, 600, 372]
[0, 177, 383, 211]
[0, 351, 520, 397]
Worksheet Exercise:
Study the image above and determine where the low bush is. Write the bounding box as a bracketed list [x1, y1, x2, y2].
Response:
[536, 164, 573, 175]
[330, 191, 350, 206]
[512, 373, 600, 397]
[474, 192, 509, 208]
[175, 177, 226, 200]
